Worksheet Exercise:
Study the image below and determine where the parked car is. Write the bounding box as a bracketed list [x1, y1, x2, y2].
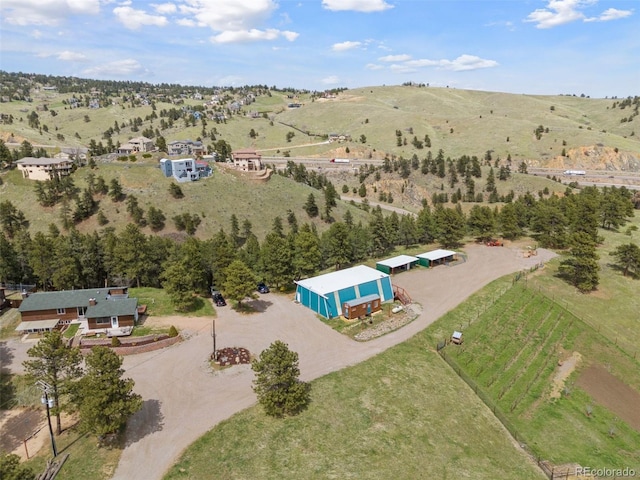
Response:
[257, 282, 270, 294]
[211, 291, 226, 306]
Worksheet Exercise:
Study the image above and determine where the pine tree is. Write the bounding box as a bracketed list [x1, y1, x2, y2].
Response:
[251, 340, 310, 418]
[24, 331, 83, 434]
[72, 347, 142, 440]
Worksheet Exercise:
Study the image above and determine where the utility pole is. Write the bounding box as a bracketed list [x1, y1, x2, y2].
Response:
[36, 380, 58, 458]
[211, 319, 217, 361]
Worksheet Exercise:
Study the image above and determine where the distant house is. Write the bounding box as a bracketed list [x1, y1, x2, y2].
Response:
[160, 157, 211, 182]
[15, 157, 74, 181]
[118, 136, 155, 154]
[16, 287, 138, 333]
[167, 140, 205, 156]
[231, 149, 262, 171]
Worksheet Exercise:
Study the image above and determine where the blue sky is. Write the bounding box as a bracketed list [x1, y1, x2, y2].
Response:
[0, 0, 637, 97]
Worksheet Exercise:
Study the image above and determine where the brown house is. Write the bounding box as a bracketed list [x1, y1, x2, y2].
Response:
[17, 287, 138, 334]
[231, 148, 263, 171]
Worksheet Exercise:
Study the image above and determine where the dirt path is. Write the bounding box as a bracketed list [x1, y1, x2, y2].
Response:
[111, 244, 556, 480]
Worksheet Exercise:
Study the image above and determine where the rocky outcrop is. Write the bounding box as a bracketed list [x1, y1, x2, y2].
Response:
[545, 145, 640, 172]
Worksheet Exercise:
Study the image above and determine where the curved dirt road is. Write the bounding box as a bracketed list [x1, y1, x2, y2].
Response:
[110, 244, 556, 480]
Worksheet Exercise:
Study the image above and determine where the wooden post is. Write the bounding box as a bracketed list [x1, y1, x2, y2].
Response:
[23, 439, 29, 459]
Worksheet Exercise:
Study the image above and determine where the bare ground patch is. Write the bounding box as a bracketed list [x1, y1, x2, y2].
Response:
[549, 351, 582, 399]
[576, 364, 640, 432]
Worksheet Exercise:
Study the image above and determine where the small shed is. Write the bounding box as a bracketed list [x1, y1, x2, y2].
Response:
[416, 249, 457, 268]
[451, 331, 463, 345]
[342, 294, 381, 320]
[376, 255, 419, 275]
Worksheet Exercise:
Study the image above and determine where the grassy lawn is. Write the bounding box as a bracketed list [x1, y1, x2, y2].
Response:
[0, 308, 21, 340]
[129, 287, 214, 317]
[63, 324, 79, 338]
[165, 337, 544, 480]
[23, 426, 122, 480]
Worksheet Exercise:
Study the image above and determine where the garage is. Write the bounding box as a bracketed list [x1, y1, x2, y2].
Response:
[295, 265, 393, 319]
[375, 255, 419, 275]
[416, 249, 457, 268]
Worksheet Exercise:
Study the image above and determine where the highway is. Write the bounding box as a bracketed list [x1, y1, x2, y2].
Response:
[526, 168, 640, 190]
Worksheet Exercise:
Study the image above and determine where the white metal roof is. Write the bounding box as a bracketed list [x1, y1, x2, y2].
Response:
[416, 249, 457, 261]
[15, 319, 60, 331]
[296, 265, 389, 296]
[376, 255, 419, 269]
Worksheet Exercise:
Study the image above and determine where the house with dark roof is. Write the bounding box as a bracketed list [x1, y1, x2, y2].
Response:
[17, 287, 138, 333]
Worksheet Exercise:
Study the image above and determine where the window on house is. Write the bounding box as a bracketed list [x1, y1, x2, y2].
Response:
[95, 317, 110, 325]
[56, 308, 66, 315]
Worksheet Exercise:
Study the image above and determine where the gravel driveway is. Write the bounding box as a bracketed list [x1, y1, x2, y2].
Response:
[111, 244, 555, 480]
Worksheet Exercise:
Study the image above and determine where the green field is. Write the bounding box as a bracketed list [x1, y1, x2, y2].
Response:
[433, 281, 640, 470]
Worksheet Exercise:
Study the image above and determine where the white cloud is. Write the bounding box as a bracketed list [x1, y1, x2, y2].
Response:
[152, 2, 177, 14]
[179, 0, 276, 30]
[322, 0, 393, 12]
[332, 41, 362, 52]
[175, 0, 298, 44]
[113, 6, 168, 29]
[366, 63, 384, 70]
[31, 29, 44, 39]
[382, 54, 498, 73]
[440, 54, 499, 71]
[83, 58, 151, 77]
[176, 18, 196, 27]
[210, 29, 298, 44]
[57, 50, 88, 62]
[1, 0, 101, 26]
[404, 59, 439, 68]
[378, 54, 411, 62]
[524, 0, 632, 28]
[585, 7, 633, 22]
[322, 75, 341, 85]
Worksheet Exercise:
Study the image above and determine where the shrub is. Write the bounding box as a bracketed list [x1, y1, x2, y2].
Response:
[168, 325, 179, 337]
[111, 336, 121, 347]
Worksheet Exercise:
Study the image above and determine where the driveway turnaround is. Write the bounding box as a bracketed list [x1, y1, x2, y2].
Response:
[110, 245, 556, 480]
[0, 245, 553, 480]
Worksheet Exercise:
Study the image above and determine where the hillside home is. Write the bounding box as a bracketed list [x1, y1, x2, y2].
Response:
[16, 287, 138, 333]
[15, 157, 74, 181]
[160, 158, 211, 182]
[231, 149, 262, 171]
[167, 140, 205, 156]
[118, 136, 155, 154]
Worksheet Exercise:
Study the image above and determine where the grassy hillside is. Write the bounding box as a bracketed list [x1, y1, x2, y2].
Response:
[2, 85, 638, 169]
[0, 159, 372, 239]
[165, 328, 545, 480]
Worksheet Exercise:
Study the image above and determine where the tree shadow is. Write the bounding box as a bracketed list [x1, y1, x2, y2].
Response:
[237, 299, 273, 313]
[607, 263, 640, 280]
[124, 398, 164, 447]
[0, 340, 14, 375]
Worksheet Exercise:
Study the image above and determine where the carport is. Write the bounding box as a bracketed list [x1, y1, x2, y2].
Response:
[416, 249, 457, 267]
[376, 255, 419, 275]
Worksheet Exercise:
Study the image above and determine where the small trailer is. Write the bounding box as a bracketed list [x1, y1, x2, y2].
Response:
[330, 158, 350, 164]
[451, 331, 463, 345]
[342, 294, 381, 320]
